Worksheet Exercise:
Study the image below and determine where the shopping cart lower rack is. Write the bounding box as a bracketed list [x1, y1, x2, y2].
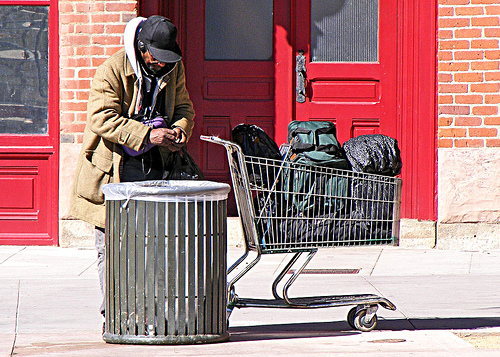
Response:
[201, 135, 402, 332]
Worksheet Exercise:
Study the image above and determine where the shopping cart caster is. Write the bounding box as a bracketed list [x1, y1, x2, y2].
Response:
[347, 305, 378, 332]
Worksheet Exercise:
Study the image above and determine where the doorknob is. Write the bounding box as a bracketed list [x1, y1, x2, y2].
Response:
[296, 49, 306, 103]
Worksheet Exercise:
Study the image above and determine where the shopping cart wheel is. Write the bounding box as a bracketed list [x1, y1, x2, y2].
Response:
[347, 307, 357, 329]
[353, 309, 378, 332]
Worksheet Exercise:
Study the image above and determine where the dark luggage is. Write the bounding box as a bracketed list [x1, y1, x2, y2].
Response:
[231, 124, 282, 188]
[343, 134, 402, 176]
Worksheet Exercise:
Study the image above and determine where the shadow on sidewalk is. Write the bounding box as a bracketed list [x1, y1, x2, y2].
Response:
[228, 317, 500, 342]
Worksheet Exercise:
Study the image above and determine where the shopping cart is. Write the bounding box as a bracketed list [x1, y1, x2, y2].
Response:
[200, 135, 402, 331]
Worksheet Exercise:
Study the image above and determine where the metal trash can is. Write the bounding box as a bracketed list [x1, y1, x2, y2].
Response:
[101, 180, 231, 345]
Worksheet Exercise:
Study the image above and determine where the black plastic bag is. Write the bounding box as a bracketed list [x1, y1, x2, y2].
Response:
[163, 147, 204, 180]
[343, 134, 402, 176]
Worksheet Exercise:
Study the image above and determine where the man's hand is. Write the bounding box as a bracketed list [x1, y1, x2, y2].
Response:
[149, 127, 186, 151]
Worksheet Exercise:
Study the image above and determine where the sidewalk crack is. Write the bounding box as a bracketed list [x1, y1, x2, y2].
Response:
[369, 248, 384, 276]
[10, 280, 20, 357]
[1, 247, 27, 265]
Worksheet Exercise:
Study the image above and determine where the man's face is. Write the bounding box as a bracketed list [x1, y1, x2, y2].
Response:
[141, 50, 167, 74]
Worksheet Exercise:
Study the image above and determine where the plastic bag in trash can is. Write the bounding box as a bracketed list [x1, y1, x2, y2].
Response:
[343, 134, 402, 176]
[102, 180, 230, 203]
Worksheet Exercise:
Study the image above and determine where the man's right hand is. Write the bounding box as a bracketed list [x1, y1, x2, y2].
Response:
[149, 128, 184, 151]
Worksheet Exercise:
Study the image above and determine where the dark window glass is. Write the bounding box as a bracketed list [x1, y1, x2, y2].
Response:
[311, 0, 378, 62]
[0, 6, 49, 134]
[205, 0, 273, 60]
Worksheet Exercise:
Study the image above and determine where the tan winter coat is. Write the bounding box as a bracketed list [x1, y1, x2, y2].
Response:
[70, 47, 195, 228]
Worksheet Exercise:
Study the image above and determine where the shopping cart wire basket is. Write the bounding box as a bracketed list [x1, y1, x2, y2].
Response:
[201, 135, 402, 332]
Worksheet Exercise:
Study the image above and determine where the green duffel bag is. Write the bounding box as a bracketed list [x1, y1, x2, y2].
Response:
[285, 121, 350, 217]
[287, 120, 350, 170]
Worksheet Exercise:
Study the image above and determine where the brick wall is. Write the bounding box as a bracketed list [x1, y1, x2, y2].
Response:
[438, 0, 500, 148]
[59, 0, 138, 144]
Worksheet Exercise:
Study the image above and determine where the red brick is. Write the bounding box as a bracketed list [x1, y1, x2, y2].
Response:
[438, 138, 454, 148]
[472, 105, 499, 115]
[104, 47, 123, 56]
[455, 94, 483, 104]
[61, 101, 88, 112]
[74, 3, 92, 12]
[439, 95, 454, 104]
[454, 72, 484, 82]
[106, 2, 137, 12]
[91, 14, 121, 23]
[439, 18, 470, 28]
[472, 0, 500, 4]
[438, 62, 470, 71]
[439, 51, 454, 61]
[59, 13, 90, 24]
[486, 139, 500, 147]
[455, 6, 484, 15]
[485, 50, 500, 59]
[60, 112, 76, 124]
[77, 69, 95, 79]
[471, 83, 500, 92]
[439, 117, 454, 126]
[92, 35, 122, 46]
[60, 68, 75, 79]
[439, 83, 468, 93]
[438, 128, 467, 137]
[485, 94, 500, 104]
[439, 0, 471, 4]
[455, 117, 482, 126]
[454, 50, 484, 60]
[472, 17, 500, 27]
[455, 28, 482, 38]
[471, 39, 499, 49]
[471, 61, 499, 70]
[485, 5, 500, 14]
[439, 7, 454, 16]
[455, 139, 484, 147]
[485, 28, 500, 37]
[485, 71, 500, 81]
[485, 117, 500, 125]
[62, 123, 88, 134]
[439, 105, 471, 115]
[76, 91, 90, 101]
[439, 73, 453, 82]
[60, 90, 75, 101]
[469, 128, 498, 137]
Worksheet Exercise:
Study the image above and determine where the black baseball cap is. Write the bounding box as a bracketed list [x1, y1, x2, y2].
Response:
[137, 16, 182, 63]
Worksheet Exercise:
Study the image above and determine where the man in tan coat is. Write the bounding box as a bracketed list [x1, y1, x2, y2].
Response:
[70, 16, 195, 321]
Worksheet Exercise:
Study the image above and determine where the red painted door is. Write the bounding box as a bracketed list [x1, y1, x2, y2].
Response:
[0, 3, 59, 245]
[287, 0, 398, 145]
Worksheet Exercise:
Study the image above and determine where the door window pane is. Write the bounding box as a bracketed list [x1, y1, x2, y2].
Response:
[0, 6, 49, 134]
[205, 0, 273, 60]
[311, 0, 378, 62]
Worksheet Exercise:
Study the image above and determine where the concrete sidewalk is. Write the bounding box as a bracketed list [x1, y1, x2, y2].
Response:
[1, 245, 500, 356]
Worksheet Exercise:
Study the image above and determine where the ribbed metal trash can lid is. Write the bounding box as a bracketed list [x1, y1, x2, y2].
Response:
[102, 180, 231, 202]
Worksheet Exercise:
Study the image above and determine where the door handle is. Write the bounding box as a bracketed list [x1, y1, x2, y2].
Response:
[296, 49, 306, 103]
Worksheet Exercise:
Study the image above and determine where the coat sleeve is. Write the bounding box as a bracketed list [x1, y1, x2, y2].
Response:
[87, 62, 150, 151]
[171, 61, 195, 141]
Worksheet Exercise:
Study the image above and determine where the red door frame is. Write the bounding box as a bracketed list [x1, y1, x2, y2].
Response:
[0, 0, 59, 245]
[139, 0, 437, 221]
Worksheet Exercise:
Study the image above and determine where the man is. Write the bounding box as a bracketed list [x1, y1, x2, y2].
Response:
[70, 16, 195, 323]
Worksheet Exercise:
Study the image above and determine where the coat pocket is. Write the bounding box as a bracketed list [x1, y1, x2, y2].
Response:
[76, 151, 113, 204]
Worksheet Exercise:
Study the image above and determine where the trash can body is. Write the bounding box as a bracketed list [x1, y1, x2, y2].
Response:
[102, 181, 231, 344]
